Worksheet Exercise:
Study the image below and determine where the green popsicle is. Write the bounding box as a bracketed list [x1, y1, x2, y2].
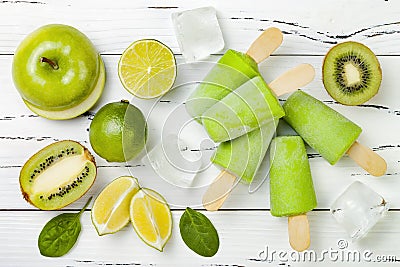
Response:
[186, 28, 284, 121]
[211, 119, 278, 184]
[202, 76, 284, 142]
[283, 90, 362, 165]
[186, 49, 259, 120]
[270, 136, 317, 217]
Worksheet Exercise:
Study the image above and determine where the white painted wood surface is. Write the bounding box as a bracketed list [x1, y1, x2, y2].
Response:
[1, 0, 400, 266]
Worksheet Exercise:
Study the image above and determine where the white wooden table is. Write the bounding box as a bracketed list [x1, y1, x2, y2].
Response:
[1, 1, 400, 266]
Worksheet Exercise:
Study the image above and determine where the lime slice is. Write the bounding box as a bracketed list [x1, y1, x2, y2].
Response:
[91, 176, 140, 235]
[118, 39, 177, 99]
[130, 188, 172, 251]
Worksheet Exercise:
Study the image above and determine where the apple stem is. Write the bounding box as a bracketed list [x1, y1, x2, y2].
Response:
[40, 57, 59, 70]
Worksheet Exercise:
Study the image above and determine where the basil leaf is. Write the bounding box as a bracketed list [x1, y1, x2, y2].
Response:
[38, 197, 92, 257]
[179, 207, 219, 257]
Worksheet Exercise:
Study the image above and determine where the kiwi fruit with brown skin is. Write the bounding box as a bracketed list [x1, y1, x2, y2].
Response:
[322, 41, 382, 105]
[19, 140, 96, 210]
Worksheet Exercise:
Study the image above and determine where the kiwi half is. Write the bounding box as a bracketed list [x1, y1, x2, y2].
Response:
[19, 140, 96, 210]
[322, 41, 382, 105]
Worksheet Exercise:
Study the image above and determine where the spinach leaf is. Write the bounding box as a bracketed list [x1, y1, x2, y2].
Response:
[38, 197, 92, 257]
[179, 207, 219, 257]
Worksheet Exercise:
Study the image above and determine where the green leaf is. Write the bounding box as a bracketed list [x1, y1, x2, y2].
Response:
[179, 207, 219, 257]
[38, 197, 92, 257]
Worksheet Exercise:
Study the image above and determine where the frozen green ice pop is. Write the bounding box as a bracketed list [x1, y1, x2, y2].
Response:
[270, 136, 317, 217]
[201, 63, 316, 143]
[211, 119, 278, 184]
[283, 90, 386, 176]
[269, 136, 317, 251]
[186, 49, 259, 120]
[202, 120, 278, 211]
[186, 28, 283, 120]
[202, 76, 284, 142]
[284, 90, 361, 165]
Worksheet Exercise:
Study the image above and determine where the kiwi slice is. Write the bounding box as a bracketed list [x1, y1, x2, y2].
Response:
[19, 140, 96, 210]
[322, 41, 382, 105]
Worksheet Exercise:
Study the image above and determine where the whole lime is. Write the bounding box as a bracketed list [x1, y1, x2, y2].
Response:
[89, 101, 147, 162]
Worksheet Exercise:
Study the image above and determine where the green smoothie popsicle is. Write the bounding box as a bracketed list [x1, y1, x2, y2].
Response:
[283, 90, 386, 176]
[186, 28, 283, 121]
[270, 136, 317, 251]
[202, 120, 278, 211]
[211, 119, 278, 184]
[186, 50, 259, 120]
[202, 76, 284, 142]
[283, 90, 361, 165]
[270, 136, 317, 217]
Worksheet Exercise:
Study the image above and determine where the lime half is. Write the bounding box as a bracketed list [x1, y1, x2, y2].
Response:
[118, 39, 177, 99]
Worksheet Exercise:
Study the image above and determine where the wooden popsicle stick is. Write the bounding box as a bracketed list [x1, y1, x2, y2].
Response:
[246, 27, 283, 64]
[288, 214, 310, 252]
[202, 170, 237, 211]
[269, 63, 315, 96]
[347, 141, 387, 177]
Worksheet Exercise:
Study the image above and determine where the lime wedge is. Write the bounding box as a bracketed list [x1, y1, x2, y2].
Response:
[118, 39, 177, 99]
[130, 188, 172, 251]
[91, 176, 140, 235]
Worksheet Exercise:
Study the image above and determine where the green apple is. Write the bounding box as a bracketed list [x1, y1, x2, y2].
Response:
[12, 24, 105, 120]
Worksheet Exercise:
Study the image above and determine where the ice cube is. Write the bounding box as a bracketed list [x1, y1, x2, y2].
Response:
[330, 181, 389, 240]
[143, 134, 202, 188]
[172, 6, 225, 62]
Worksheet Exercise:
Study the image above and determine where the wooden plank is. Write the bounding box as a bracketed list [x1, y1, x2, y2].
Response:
[1, 55, 398, 210]
[0, 0, 400, 55]
[0, 211, 399, 266]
